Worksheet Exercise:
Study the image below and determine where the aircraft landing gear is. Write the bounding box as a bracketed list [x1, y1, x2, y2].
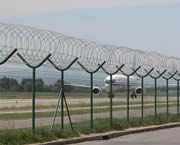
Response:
[131, 93, 137, 98]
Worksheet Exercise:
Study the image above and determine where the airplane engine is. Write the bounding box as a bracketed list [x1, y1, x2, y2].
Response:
[135, 87, 142, 95]
[92, 87, 101, 96]
[131, 87, 142, 98]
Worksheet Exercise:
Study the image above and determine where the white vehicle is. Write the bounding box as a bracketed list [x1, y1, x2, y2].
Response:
[92, 74, 142, 98]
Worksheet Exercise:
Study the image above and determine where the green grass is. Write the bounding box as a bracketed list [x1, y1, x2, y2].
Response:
[0, 92, 58, 99]
[0, 126, 79, 145]
[0, 103, 178, 120]
[0, 92, 177, 99]
[0, 113, 180, 145]
[0, 105, 56, 111]
[0, 100, 177, 112]
[0, 92, 107, 99]
[0, 101, 160, 111]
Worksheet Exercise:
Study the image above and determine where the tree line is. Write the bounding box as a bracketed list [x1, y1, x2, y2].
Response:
[0, 77, 72, 92]
[1, 77, 176, 94]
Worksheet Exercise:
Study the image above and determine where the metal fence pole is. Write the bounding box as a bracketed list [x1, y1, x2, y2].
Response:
[145, 69, 167, 118]
[17, 53, 51, 133]
[154, 78, 157, 117]
[157, 71, 177, 116]
[77, 61, 105, 128]
[109, 74, 113, 127]
[32, 67, 36, 131]
[90, 73, 93, 128]
[172, 76, 180, 116]
[127, 76, 130, 120]
[133, 68, 154, 119]
[119, 66, 141, 121]
[61, 71, 64, 129]
[100, 64, 124, 127]
[141, 77, 144, 119]
[166, 79, 169, 116]
[178, 80, 180, 116]
[51, 88, 62, 131]
[48, 57, 78, 130]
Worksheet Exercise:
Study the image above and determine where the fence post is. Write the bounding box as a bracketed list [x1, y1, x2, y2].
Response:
[119, 66, 141, 121]
[157, 71, 177, 116]
[178, 80, 180, 116]
[61, 70, 64, 129]
[145, 69, 167, 118]
[100, 64, 124, 127]
[48, 57, 78, 130]
[17, 53, 51, 133]
[77, 61, 105, 128]
[171, 75, 180, 116]
[133, 68, 154, 119]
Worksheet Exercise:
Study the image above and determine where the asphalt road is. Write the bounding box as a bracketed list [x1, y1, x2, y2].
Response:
[71, 127, 180, 145]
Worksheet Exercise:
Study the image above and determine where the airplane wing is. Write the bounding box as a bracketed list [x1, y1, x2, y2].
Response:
[64, 83, 91, 88]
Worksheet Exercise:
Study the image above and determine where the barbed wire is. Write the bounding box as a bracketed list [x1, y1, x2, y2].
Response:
[0, 22, 180, 74]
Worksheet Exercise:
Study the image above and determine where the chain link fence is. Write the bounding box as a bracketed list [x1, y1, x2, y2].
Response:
[0, 22, 180, 133]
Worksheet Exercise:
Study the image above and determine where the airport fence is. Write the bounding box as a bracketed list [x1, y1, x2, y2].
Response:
[0, 22, 180, 133]
[0, 49, 179, 133]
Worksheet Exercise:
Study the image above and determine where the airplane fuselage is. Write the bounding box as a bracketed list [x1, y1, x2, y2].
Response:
[103, 74, 139, 93]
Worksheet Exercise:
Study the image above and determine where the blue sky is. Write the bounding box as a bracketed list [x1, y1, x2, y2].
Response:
[0, 0, 180, 57]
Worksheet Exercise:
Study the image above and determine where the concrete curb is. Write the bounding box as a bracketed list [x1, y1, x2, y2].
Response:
[32, 122, 180, 145]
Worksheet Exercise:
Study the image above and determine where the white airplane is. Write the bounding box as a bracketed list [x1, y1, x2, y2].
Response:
[91, 74, 142, 98]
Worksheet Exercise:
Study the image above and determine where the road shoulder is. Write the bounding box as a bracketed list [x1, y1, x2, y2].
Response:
[30, 122, 180, 145]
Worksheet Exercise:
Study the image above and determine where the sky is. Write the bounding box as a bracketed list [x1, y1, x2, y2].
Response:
[0, 0, 180, 58]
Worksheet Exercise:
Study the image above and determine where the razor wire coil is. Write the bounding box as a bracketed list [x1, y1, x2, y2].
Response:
[0, 22, 180, 74]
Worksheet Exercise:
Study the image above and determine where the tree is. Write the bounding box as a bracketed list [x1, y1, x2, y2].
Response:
[23, 81, 32, 92]
[9, 78, 19, 91]
[0, 77, 19, 91]
[53, 79, 61, 92]
[21, 78, 45, 92]
[21, 79, 32, 92]
[35, 79, 44, 92]
[0, 77, 10, 90]
[52, 79, 71, 92]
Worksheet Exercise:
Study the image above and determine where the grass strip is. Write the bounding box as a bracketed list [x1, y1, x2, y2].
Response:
[0, 113, 180, 145]
[0, 92, 177, 99]
[0, 100, 176, 111]
[0, 103, 178, 120]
